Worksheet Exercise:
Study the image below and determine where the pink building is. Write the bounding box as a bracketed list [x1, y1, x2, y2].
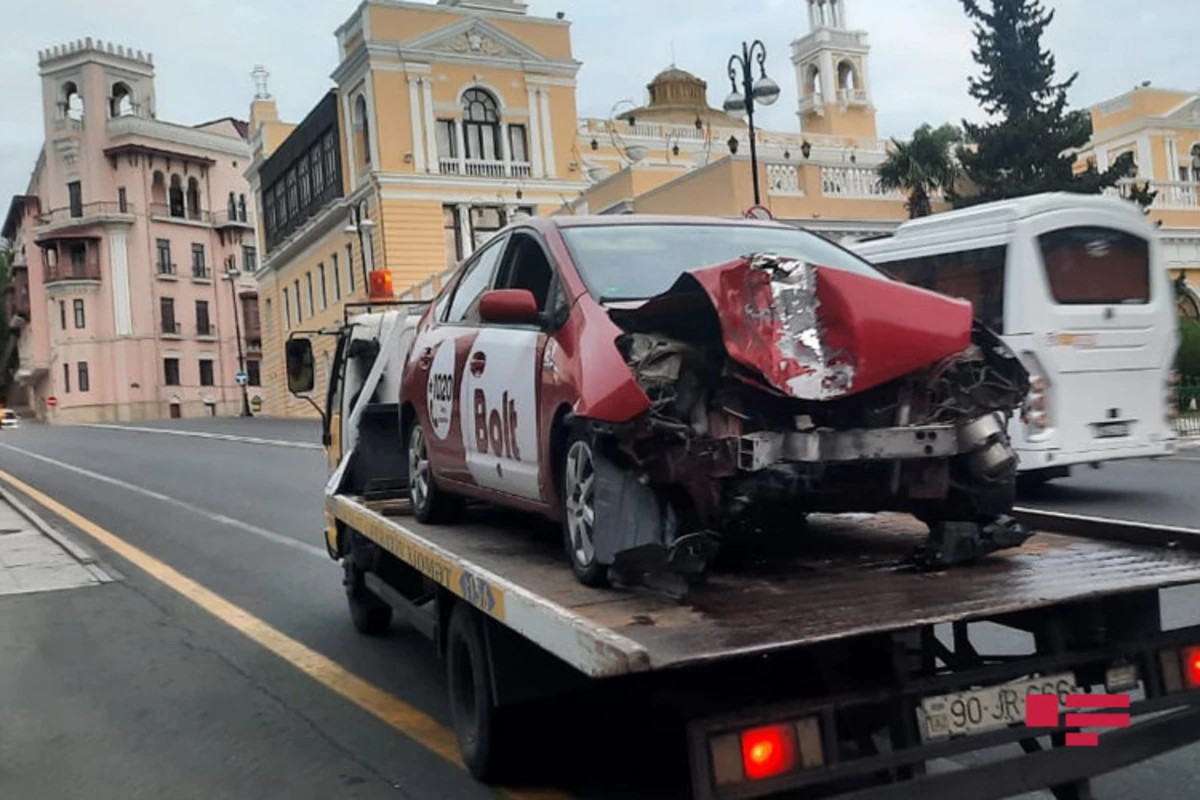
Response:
[2, 39, 262, 423]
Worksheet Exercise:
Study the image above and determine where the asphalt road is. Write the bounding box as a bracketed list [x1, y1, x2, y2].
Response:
[0, 420, 1198, 799]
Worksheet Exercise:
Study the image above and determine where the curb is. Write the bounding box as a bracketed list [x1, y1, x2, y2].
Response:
[0, 483, 101, 567]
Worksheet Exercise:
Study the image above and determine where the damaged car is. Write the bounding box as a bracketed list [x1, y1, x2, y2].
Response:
[399, 216, 1031, 589]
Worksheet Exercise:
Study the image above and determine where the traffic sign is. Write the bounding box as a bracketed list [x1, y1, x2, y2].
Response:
[47, 396, 58, 408]
[235, 371, 249, 386]
[745, 205, 774, 221]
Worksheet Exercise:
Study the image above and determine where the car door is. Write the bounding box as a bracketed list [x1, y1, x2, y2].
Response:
[411, 235, 508, 485]
[458, 231, 556, 503]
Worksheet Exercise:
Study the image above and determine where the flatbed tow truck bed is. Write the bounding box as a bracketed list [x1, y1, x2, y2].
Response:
[330, 493, 1200, 679]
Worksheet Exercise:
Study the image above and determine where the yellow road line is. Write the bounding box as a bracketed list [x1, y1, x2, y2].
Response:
[0, 468, 570, 800]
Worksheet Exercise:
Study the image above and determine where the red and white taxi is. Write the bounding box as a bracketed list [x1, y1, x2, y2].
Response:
[400, 216, 1029, 586]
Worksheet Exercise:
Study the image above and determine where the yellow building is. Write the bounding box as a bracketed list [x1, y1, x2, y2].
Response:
[246, 0, 588, 417]
[1074, 85, 1200, 316]
[566, 0, 914, 243]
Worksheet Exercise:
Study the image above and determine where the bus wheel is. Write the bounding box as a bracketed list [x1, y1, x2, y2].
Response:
[447, 604, 517, 782]
[344, 561, 392, 636]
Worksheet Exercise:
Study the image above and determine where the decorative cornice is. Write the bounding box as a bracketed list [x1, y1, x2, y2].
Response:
[106, 116, 249, 158]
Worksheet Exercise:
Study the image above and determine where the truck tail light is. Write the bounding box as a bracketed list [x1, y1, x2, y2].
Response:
[1158, 645, 1200, 692]
[709, 717, 823, 788]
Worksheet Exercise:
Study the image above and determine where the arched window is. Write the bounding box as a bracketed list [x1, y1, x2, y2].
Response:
[110, 82, 134, 117]
[63, 82, 84, 121]
[186, 177, 202, 220]
[462, 88, 500, 162]
[353, 94, 370, 168]
[151, 171, 167, 206]
[808, 66, 823, 103]
[837, 60, 858, 92]
[168, 175, 185, 218]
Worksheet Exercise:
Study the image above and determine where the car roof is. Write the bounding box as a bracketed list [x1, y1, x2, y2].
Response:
[528, 214, 795, 233]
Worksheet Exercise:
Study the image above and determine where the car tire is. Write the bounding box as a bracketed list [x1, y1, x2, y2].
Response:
[408, 422, 460, 524]
[447, 604, 519, 782]
[344, 561, 393, 637]
[560, 428, 608, 587]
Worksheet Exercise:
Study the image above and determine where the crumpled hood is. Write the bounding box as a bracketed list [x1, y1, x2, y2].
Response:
[609, 253, 974, 400]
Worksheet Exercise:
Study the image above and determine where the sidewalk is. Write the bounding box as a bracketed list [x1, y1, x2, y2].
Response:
[0, 487, 111, 596]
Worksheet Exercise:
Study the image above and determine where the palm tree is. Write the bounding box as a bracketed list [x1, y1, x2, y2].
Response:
[877, 123, 961, 219]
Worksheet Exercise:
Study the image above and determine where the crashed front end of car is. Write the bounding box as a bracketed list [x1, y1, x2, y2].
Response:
[584, 253, 1032, 585]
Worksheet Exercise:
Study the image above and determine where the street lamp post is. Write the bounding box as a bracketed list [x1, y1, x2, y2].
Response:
[723, 40, 782, 206]
[344, 205, 376, 295]
[223, 263, 253, 417]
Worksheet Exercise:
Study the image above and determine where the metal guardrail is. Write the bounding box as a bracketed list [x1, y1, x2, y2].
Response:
[38, 202, 133, 225]
[1177, 376, 1200, 438]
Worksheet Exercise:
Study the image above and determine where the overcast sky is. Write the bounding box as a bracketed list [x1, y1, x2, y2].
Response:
[2, 0, 1198, 203]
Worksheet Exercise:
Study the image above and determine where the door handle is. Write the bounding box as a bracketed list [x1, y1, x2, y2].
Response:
[417, 347, 434, 368]
[469, 351, 487, 377]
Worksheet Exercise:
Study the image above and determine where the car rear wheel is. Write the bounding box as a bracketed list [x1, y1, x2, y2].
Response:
[561, 430, 608, 587]
[408, 422, 460, 524]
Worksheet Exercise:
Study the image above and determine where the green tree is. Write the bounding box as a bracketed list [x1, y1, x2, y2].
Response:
[877, 123, 962, 219]
[952, 0, 1134, 207]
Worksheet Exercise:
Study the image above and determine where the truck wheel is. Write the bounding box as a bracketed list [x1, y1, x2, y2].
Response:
[408, 422, 460, 524]
[447, 604, 516, 782]
[561, 430, 608, 587]
[344, 562, 392, 636]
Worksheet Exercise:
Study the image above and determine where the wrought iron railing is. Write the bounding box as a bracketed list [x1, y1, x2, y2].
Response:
[44, 260, 101, 283]
[1177, 376, 1200, 438]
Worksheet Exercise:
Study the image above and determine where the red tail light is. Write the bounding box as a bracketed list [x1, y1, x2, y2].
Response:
[1184, 646, 1200, 689]
[740, 724, 797, 781]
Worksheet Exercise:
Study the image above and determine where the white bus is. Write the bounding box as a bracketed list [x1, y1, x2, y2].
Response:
[851, 192, 1179, 482]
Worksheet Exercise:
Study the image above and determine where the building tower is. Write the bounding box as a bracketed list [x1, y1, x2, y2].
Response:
[790, 0, 878, 138]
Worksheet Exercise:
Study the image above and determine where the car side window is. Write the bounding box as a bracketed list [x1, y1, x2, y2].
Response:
[493, 232, 554, 311]
[445, 237, 506, 324]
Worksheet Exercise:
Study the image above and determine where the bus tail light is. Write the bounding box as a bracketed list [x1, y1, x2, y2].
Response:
[1021, 353, 1051, 431]
[709, 716, 824, 788]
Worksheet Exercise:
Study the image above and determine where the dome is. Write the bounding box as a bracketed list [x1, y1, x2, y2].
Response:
[646, 65, 707, 108]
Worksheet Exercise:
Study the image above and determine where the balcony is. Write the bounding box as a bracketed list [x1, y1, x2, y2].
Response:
[161, 321, 183, 339]
[196, 325, 217, 341]
[245, 334, 262, 354]
[150, 203, 211, 225]
[44, 259, 101, 285]
[191, 264, 212, 282]
[34, 201, 134, 237]
[821, 166, 904, 200]
[156, 261, 178, 280]
[766, 163, 804, 196]
[1112, 180, 1200, 211]
[213, 209, 255, 229]
[799, 94, 826, 116]
[438, 157, 533, 179]
[838, 88, 869, 107]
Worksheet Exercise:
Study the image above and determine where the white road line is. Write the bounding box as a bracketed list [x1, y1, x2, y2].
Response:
[80, 424, 322, 450]
[0, 443, 326, 560]
[1165, 456, 1200, 463]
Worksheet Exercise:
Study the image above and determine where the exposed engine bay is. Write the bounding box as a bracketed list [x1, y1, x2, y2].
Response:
[585, 253, 1032, 587]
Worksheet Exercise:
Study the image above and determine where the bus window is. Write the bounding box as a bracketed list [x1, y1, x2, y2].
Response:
[1037, 227, 1150, 305]
[880, 245, 1007, 333]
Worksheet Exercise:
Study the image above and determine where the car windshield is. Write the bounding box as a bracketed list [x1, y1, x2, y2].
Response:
[560, 223, 886, 301]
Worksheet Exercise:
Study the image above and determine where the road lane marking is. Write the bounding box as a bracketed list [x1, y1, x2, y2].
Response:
[0, 443, 326, 560]
[0, 466, 570, 800]
[80, 423, 322, 450]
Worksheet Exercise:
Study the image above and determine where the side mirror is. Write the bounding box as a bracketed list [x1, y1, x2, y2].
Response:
[479, 289, 541, 326]
[285, 338, 315, 395]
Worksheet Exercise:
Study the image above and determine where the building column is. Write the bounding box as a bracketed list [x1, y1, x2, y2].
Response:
[422, 78, 439, 174]
[408, 77, 426, 172]
[457, 203, 474, 257]
[500, 121, 512, 176]
[108, 227, 132, 336]
[454, 119, 467, 174]
[818, 50, 836, 105]
[539, 87, 557, 179]
[527, 86, 545, 178]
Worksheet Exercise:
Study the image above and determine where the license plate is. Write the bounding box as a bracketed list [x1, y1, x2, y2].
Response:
[1095, 422, 1130, 438]
[920, 672, 1077, 739]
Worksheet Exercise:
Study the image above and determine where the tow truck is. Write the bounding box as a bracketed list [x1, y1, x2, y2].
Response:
[284, 265, 1200, 800]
